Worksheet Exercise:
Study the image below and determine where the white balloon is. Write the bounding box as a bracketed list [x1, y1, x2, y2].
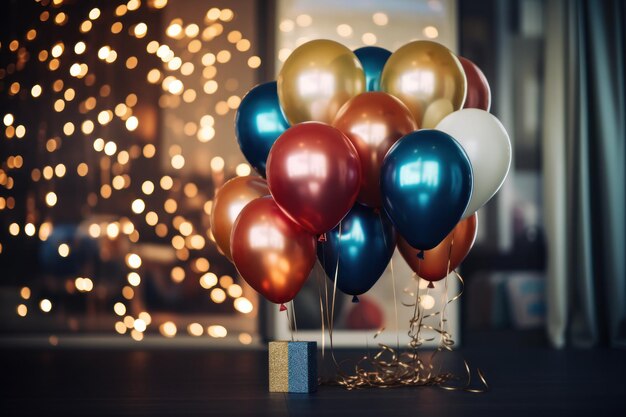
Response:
[436, 109, 511, 217]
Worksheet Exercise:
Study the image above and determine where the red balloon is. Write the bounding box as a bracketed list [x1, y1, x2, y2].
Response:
[333, 92, 417, 207]
[230, 196, 316, 305]
[459, 57, 491, 111]
[266, 122, 362, 235]
[398, 213, 477, 282]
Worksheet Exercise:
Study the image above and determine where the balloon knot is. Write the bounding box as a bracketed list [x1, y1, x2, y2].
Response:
[352, 295, 360, 303]
[318, 233, 327, 242]
[427, 282, 435, 289]
[279, 303, 287, 312]
[417, 250, 425, 260]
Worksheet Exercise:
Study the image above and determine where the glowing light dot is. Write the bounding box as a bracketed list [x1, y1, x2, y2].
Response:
[168, 79, 184, 95]
[160, 321, 177, 337]
[279, 19, 294, 32]
[239, 333, 253, 345]
[211, 288, 227, 303]
[88, 8, 101, 20]
[337, 24, 353, 37]
[373, 12, 389, 26]
[134, 23, 148, 38]
[210, 156, 225, 172]
[31, 85, 42, 97]
[114, 302, 126, 316]
[166, 23, 182, 38]
[134, 319, 147, 332]
[127, 272, 141, 286]
[17, 304, 28, 317]
[170, 266, 185, 283]
[236, 163, 251, 176]
[247, 56, 261, 69]
[125, 116, 139, 131]
[46, 191, 58, 207]
[296, 14, 312, 27]
[20, 287, 31, 299]
[420, 294, 436, 310]
[24, 223, 36, 236]
[188, 323, 204, 336]
[362, 32, 377, 45]
[88, 223, 101, 238]
[104, 141, 117, 156]
[106, 223, 120, 238]
[40, 299, 52, 313]
[127, 253, 142, 269]
[171, 154, 185, 169]
[423, 26, 439, 39]
[208, 325, 227, 338]
[58, 243, 70, 257]
[234, 297, 254, 314]
[3, 113, 14, 126]
[200, 273, 218, 289]
[115, 321, 127, 334]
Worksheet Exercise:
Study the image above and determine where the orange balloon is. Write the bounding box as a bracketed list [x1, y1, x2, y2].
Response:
[230, 196, 316, 305]
[210, 176, 269, 261]
[333, 92, 417, 207]
[398, 213, 477, 282]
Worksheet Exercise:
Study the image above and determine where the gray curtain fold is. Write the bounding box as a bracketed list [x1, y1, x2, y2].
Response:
[543, 0, 625, 348]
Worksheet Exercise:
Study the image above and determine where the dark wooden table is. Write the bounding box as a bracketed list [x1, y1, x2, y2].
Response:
[2, 342, 625, 416]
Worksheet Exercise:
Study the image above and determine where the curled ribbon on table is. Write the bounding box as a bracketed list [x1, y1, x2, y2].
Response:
[319, 272, 489, 393]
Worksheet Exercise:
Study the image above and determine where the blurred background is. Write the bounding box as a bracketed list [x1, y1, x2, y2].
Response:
[0, 0, 623, 349]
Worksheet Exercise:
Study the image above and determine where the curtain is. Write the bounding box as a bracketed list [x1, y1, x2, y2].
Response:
[542, 0, 625, 348]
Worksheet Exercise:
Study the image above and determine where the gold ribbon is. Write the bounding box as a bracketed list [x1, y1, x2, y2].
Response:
[320, 271, 488, 392]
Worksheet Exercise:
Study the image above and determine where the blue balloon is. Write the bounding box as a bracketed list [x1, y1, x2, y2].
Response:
[381, 130, 473, 250]
[235, 82, 290, 177]
[354, 46, 392, 92]
[318, 204, 396, 297]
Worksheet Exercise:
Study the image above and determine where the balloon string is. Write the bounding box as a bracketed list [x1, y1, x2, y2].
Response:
[285, 304, 294, 342]
[316, 265, 326, 362]
[390, 258, 400, 352]
[328, 221, 343, 369]
[439, 232, 456, 348]
[291, 299, 299, 341]
[376, 212, 400, 352]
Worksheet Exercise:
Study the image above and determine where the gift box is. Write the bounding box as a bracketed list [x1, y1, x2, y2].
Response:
[268, 341, 317, 393]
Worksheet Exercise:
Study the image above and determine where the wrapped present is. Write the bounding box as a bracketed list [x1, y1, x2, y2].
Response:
[269, 341, 317, 393]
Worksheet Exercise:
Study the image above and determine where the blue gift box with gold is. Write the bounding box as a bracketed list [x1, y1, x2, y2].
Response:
[268, 341, 317, 393]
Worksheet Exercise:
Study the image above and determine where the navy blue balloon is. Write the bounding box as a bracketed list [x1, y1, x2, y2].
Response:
[381, 130, 473, 250]
[354, 46, 392, 92]
[318, 204, 396, 297]
[235, 82, 290, 177]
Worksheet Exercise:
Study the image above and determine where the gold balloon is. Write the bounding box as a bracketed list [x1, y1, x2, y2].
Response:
[210, 176, 269, 261]
[277, 39, 366, 125]
[381, 41, 466, 128]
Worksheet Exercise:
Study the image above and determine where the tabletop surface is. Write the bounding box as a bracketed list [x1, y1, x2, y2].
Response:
[2, 342, 625, 416]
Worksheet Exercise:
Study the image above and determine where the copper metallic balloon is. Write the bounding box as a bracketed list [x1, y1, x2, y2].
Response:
[210, 176, 269, 261]
[230, 196, 317, 305]
[266, 122, 362, 235]
[397, 213, 477, 282]
[277, 39, 366, 125]
[459, 56, 491, 111]
[333, 92, 417, 207]
[380, 40, 467, 128]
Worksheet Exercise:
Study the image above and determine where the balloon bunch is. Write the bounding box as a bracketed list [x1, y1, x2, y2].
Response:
[211, 39, 511, 309]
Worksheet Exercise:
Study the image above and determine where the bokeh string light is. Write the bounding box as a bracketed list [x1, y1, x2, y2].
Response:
[0, 0, 262, 342]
